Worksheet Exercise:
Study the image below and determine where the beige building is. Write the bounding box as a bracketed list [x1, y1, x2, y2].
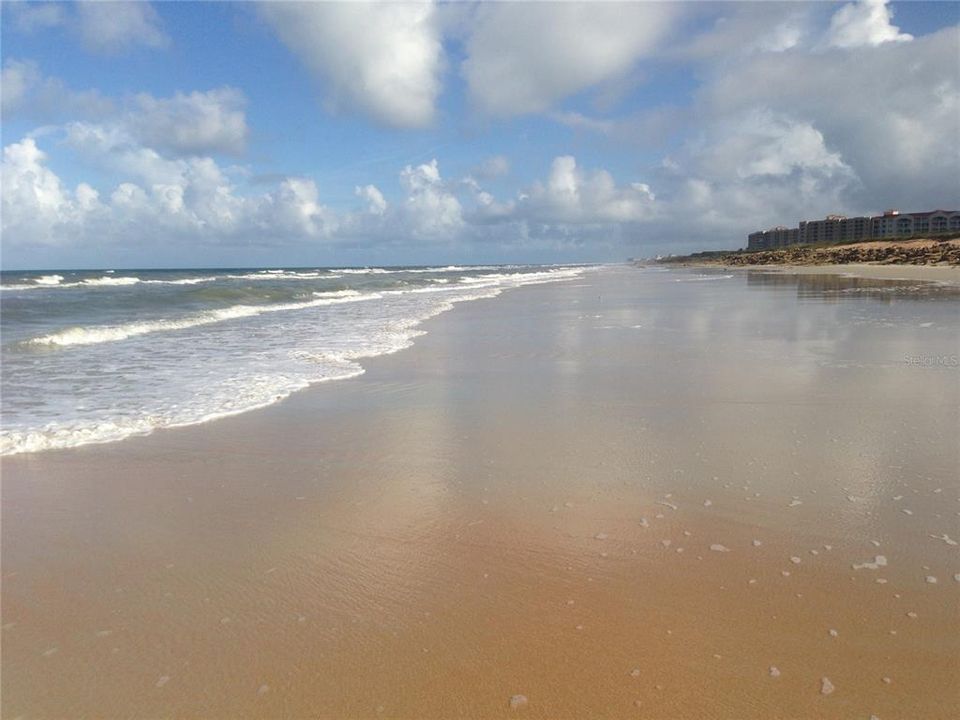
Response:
[747, 209, 960, 250]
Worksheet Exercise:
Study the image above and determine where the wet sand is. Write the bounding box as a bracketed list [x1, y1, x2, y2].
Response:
[3, 266, 959, 719]
[759, 263, 960, 285]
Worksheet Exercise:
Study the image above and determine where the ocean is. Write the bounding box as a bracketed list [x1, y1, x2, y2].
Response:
[0, 264, 587, 455]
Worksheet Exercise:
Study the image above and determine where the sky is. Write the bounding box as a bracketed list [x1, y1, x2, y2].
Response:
[1, 0, 958, 269]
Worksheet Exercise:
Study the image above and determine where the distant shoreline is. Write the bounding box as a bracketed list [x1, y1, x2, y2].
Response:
[653, 237, 960, 271]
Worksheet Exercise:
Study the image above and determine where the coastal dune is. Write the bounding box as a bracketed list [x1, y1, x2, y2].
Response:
[2, 266, 958, 718]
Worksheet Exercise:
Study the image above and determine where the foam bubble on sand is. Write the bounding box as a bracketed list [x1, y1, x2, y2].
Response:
[630, 668, 641, 678]
[769, 666, 781, 678]
[42, 647, 58, 657]
[820, 677, 835, 695]
[781, 571, 791, 577]
[929, 533, 958, 546]
[638, 518, 649, 528]
[703, 500, 713, 507]
[752, 539, 763, 547]
[954, 574, 960, 583]
[594, 533, 609, 540]
[876, 578, 888, 584]
[657, 501, 678, 511]
[258, 684, 270, 696]
[852, 555, 887, 570]
[870, 540, 881, 547]
[925, 576, 938, 584]
[661, 539, 672, 548]
[810, 549, 819, 556]
[156, 676, 170, 688]
[901, 509, 913, 515]
[789, 500, 803, 507]
[96, 630, 112, 637]
[683, 530, 692, 537]
[882, 677, 892, 684]
[710, 544, 730, 552]
[906, 611, 918, 619]
[790, 556, 802, 564]
[829, 629, 838, 637]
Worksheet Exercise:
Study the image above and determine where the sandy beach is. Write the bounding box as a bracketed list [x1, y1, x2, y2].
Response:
[3, 265, 958, 719]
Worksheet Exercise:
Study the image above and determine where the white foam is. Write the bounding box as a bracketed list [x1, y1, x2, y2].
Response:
[35, 274, 64, 285]
[3, 266, 588, 455]
[26, 292, 382, 347]
[852, 555, 887, 570]
[81, 276, 141, 286]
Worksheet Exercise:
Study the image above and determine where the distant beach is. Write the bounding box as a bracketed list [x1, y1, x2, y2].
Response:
[2, 265, 958, 718]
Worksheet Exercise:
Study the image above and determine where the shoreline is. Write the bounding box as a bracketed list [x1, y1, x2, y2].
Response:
[3, 266, 958, 719]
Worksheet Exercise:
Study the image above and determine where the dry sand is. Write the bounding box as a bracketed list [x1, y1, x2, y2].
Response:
[2, 266, 958, 719]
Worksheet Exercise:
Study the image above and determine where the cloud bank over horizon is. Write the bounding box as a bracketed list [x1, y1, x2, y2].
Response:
[2, 0, 958, 267]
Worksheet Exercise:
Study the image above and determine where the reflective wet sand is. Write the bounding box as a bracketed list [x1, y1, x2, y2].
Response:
[3, 266, 958, 718]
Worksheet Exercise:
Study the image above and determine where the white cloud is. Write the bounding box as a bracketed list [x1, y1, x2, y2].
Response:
[827, 0, 912, 48]
[680, 3, 812, 60]
[398, 159, 463, 236]
[520, 156, 656, 223]
[7, 1, 66, 33]
[2, 130, 339, 250]
[126, 88, 248, 156]
[355, 184, 387, 216]
[699, 27, 959, 213]
[1, 138, 102, 246]
[662, 110, 861, 236]
[462, 2, 679, 116]
[260, 1, 443, 128]
[1, 58, 114, 119]
[76, 0, 168, 54]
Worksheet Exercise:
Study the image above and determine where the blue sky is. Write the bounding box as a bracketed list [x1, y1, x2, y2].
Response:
[2, 0, 958, 269]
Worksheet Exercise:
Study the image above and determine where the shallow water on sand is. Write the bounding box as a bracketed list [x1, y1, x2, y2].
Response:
[2, 266, 958, 718]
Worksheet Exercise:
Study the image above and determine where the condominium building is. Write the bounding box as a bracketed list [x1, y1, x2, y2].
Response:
[746, 226, 800, 250]
[747, 209, 960, 250]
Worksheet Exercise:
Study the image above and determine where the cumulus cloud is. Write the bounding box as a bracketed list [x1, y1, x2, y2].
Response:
[355, 184, 387, 216]
[462, 2, 679, 116]
[2, 130, 336, 250]
[260, 1, 443, 128]
[699, 27, 959, 213]
[76, 0, 169, 54]
[519, 156, 656, 224]
[1, 138, 102, 246]
[660, 110, 861, 237]
[126, 88, 248, 156]
[398, 159, 463, 236]
[827, 0, 912, 48]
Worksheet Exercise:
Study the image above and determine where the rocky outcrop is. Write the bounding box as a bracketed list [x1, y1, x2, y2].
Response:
[690, 238, 960, 267]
